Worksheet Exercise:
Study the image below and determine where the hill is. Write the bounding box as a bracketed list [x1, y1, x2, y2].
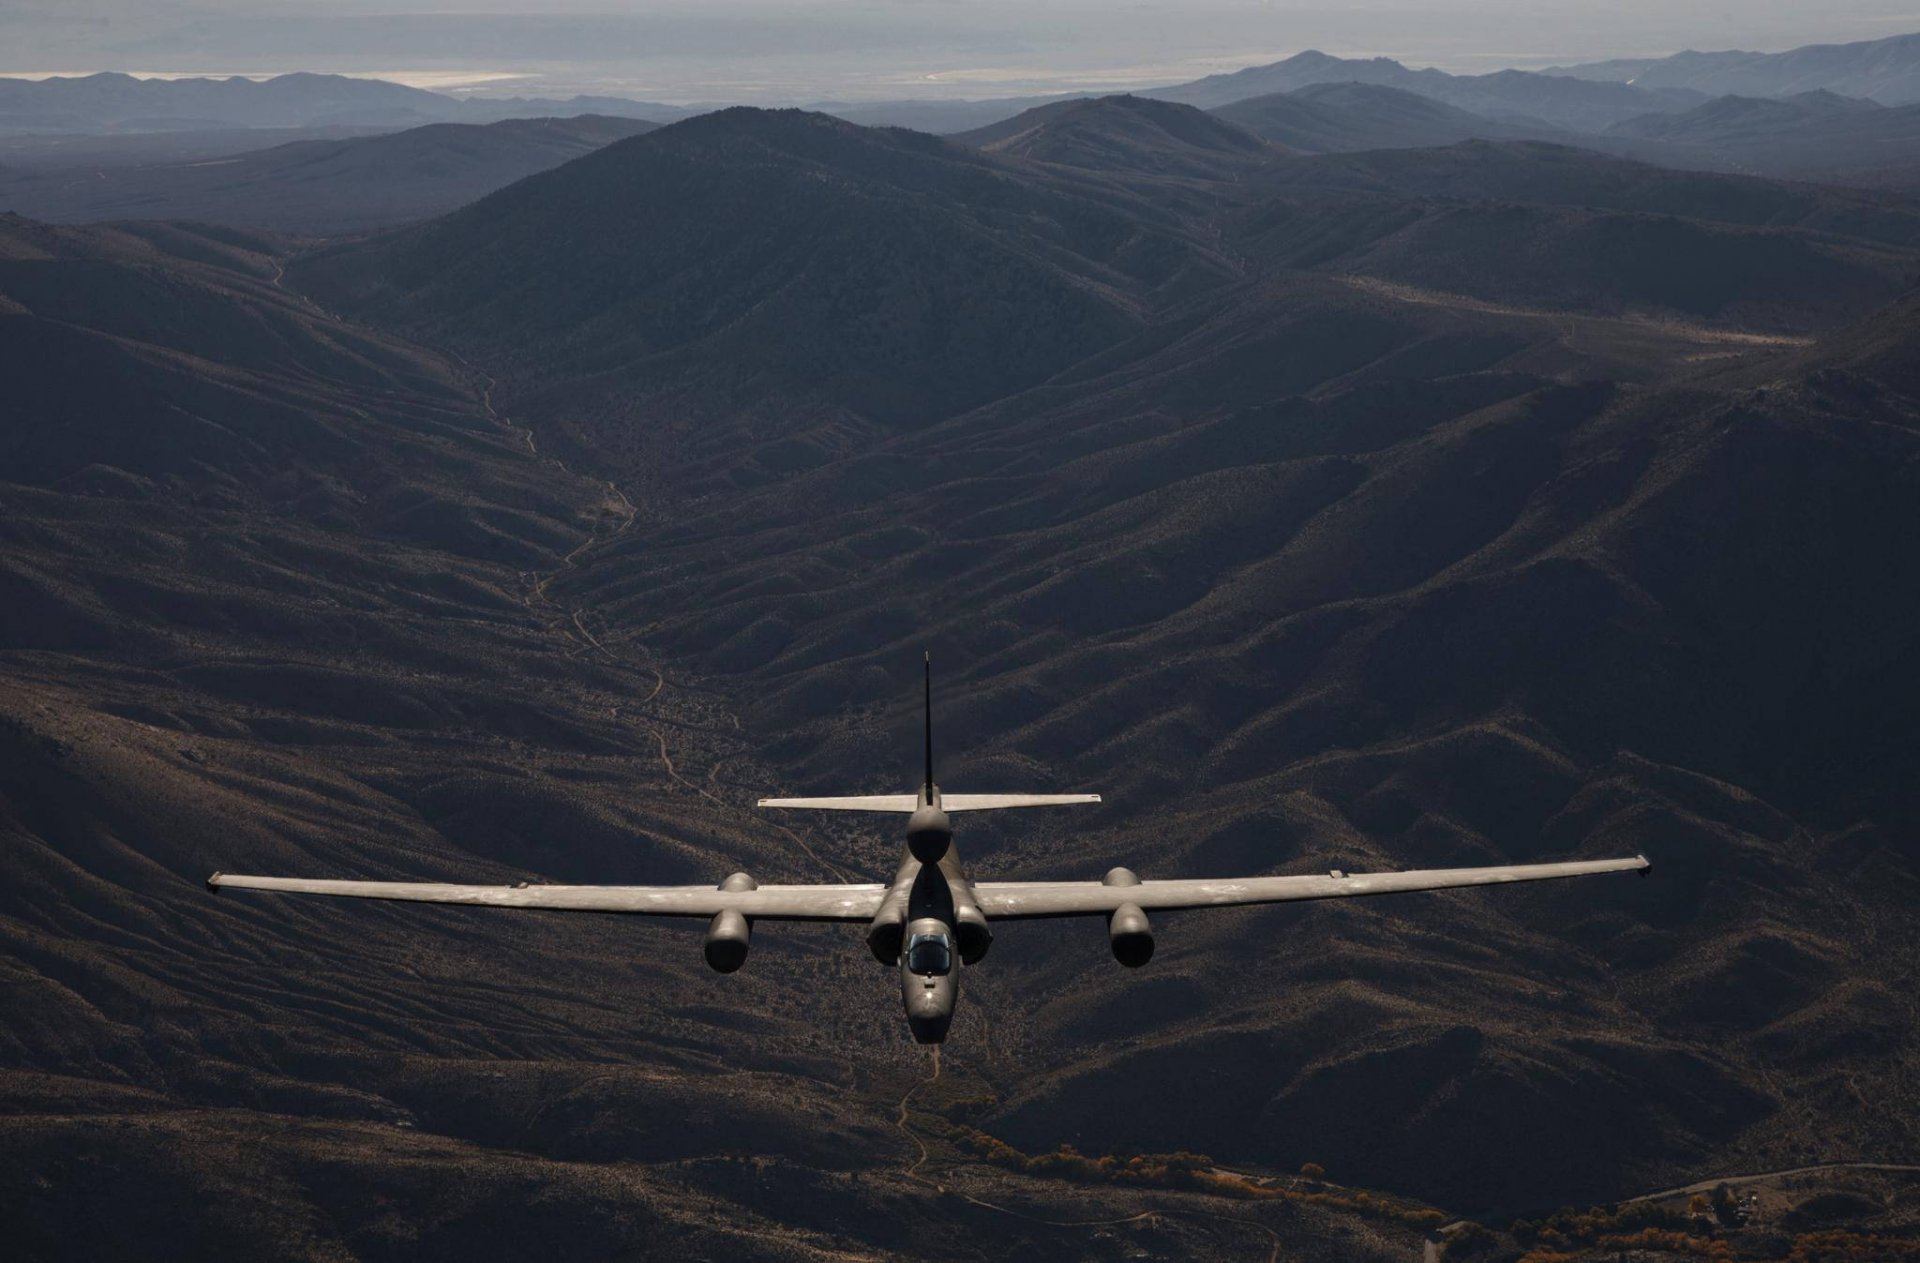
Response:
[1552, 29, 1920, 105]
[1150, 50, 1704, 130]
[0, 210, 1441, 1263]
[3, 106, 1920, 1249]
[1611, 90, 1882, 143]
[0, 71, 686, 136]
[953, 94, 1277, 179]
[296, 107, 1242, 486]
[0, 115, 658, 235]
[1596, 92, 1920, 187]
[1214, 82, 1558, 152]
[549, 250, 1920, 1213]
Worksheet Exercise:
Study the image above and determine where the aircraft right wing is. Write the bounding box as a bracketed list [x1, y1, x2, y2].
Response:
[971, 855, 1650, 919]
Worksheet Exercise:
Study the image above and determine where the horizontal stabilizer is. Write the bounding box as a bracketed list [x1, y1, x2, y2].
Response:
[943, 794, 1101, 811]
[757, 795, 920, 812]
[757, 792, 1101, 812]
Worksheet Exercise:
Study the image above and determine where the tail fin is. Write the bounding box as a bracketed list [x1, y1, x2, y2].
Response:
[752, 656, 1101, 814]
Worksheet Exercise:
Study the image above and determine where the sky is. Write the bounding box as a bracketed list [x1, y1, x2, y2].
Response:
[6, 2, 1920, 103]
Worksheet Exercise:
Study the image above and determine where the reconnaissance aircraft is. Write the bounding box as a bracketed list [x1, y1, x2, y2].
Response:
[210, 659, 1651, 1043]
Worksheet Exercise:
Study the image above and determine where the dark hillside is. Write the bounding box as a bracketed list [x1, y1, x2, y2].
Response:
[296, 108, 1242, 485]
[0, 211, 1441, 1263]
[1255, 140, 1920, 246]
[544, 243, 1920, 1208]
[954, 94, 1278, 179]
[0, 115, 659, 235]
[2, 104, 1919, 1248]
[1215, 82, 1557, 152]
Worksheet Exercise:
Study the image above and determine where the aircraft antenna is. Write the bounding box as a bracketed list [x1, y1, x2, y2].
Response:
[923, 651, 934, 797]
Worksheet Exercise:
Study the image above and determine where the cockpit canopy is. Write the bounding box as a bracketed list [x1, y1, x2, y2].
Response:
[905, 931, 953, 977]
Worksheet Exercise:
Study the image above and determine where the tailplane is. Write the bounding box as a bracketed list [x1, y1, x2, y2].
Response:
[755, 653, 1100, 813]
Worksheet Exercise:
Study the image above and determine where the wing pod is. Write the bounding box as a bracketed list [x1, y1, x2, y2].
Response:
[1108, 902, 1153, 967]
[704, 909, 751, 973]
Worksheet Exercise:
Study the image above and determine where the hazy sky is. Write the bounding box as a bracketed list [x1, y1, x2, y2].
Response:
[7, 2, 1920, 102]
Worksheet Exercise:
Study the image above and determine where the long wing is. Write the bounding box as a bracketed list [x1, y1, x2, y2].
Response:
[757, 795, 919, 812]
[757, 793, 1100, 812]
[206, 873, 889, 921]
[945, 794, 1102, 811]
[972, 855, 1650, 919]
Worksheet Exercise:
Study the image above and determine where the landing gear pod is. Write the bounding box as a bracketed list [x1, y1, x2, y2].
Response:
[1108, 902, 1153, 967]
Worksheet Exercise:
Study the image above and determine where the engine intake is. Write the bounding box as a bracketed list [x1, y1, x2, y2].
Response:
[1108, 901, 1153, 968]
[955, 902, 993, 964]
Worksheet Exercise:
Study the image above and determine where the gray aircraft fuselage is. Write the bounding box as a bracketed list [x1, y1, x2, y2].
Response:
[868, 786, 981, 1043]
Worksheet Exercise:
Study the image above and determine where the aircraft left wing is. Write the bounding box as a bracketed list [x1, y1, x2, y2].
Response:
[972, 855, 1650, 919]
[206, 873, 889, 921]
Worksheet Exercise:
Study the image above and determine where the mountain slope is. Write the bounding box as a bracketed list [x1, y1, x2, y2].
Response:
[298, 108, 1241, 486]
[954, 94, 1277, 179]
[1611, 90, 1882, 142]
[1215, 82, 1559, 152]
[0, 211, 1441, 1263]
[0, 115, 658, 234]
[0, 71, 686, 136]
[3, 105, 1920, 1249]
[1596, 92, 1920, 187]
[555, 263, 1920, 1211]
[1552, 30, 1920, 105]
[1150, 50, 1704, 130]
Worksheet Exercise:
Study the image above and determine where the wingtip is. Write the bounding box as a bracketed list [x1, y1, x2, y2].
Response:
[1636, 853, 1653, 878]
[206, 871, 224, 893]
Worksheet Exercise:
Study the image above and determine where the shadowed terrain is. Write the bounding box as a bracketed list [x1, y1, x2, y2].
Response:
[0, 116, 660, 235]
[3, 101, 1919, 1255]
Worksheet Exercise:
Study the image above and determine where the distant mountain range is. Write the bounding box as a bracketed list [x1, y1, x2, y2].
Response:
[0, 71, 687, 136]
[1550, 30, 1920, 104]
[1149, 49, 1707, 130]
[0, 115, 658, 235]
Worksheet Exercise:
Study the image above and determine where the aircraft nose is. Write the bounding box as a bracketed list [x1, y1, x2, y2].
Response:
[908, 1011, 951, 1044]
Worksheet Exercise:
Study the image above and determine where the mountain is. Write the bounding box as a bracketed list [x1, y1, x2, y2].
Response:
[295, 108, 1242, 487]
[1551, 30, 1920, 105]
[541, 190, 1920, 1212]
[0, 71, 454, 134]
[0, 71, 688, 137]
[1148, 50, 1705, 130]
[6, 100, 1920, 1256]
[1610, 89, 1882, 142]
[1252, 140, 1920, 250]
[1593, 91, 1920, 187]
[813, 94, 1091, 134]
[953, 95, 1277, 179]
[0, 212, 1436, 1263]
[1214, 82, 1560, 152]
[0, 115, 659, 235]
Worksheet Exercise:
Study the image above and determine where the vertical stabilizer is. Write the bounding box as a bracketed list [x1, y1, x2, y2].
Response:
[923, 652, 935, 799]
